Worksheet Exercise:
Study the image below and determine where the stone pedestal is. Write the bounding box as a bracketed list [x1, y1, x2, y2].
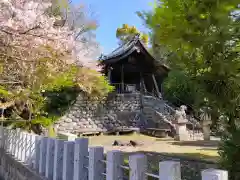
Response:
[174, 123, 188, 141]
[202, 120, 212, 141]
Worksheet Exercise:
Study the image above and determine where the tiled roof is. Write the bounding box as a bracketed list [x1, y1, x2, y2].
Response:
[100, 34, 170, 71]
[100, 34, 140, 61]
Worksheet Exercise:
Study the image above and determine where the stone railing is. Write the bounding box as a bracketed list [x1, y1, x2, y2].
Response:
[142, 95, 201, 127]
[0, 127, 228, 180]
[0, 128, 45, 180]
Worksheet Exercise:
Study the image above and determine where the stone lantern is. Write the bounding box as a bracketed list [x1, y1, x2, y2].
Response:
[200, 107, 212, 141]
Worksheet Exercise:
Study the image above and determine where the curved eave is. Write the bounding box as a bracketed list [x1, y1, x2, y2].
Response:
[100, 36, 138, 63]
[102, 46, 138, 64]
[100, 37, 171, 73]
[136, 41, 171, 72]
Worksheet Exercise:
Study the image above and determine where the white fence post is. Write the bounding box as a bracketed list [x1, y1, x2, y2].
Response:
[45, 138, 55, 179]
[39, 137, 48, 175]
[63, 141, 75, 180]
[202, 169, 228, 180]
[8, 130, 14, 155]
[29, 134, 37, 167]
[106, 150, 124, 180]
[12, 129, 17, 157]
[33, 135, 41, 170]
[73, 138, 89, 180]
[20, 132, 27, 162]
[0, 126, 3, 148]
[14, 128, 21, 159]
[159, 161, 181, 180]
[53, 139, 64, 180]
[25, 133, 33, 165]
[88, 147, 104, 180]
[129, 154, 147, 180]
[2, 128, 7, 150]
[5, 129, 10, 153]
[0, 127, 4, 175]
[17, 130, 24, 160]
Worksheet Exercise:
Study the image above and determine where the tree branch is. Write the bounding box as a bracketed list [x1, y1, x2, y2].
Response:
[19, 25, 40, 34]
[0, 80, 23, 85]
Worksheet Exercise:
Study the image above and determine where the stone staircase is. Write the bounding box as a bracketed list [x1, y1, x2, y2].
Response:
[55, 91, 203, 138]
[142, 95, 175, 126]
[141, 95, 203, 140]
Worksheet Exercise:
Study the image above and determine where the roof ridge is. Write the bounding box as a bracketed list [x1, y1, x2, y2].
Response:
[110, 34, 140, 54]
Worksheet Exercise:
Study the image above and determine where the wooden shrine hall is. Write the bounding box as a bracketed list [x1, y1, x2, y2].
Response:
[99, 35, 170, 98]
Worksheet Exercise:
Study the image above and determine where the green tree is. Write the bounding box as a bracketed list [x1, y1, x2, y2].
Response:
[116, 24, 149, 45]
[163, 70, 202, 108]
[142, 0, 240, 179]
[0, 0, 113, 134]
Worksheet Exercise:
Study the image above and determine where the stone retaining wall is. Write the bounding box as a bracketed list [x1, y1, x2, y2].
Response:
[0, 149, 45, 180]
[54, 93, 142, 135]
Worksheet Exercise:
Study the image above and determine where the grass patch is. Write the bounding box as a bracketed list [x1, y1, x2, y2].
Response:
[88, 133, 219, 162]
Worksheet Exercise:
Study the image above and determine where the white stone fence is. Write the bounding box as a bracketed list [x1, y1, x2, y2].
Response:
[0, 127, 228, 180]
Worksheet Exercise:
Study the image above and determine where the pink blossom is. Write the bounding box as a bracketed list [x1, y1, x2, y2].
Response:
[0, 0, 99, 70]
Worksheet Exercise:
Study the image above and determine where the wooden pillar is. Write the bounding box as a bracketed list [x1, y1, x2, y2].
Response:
[140, 73, 147, 93]
[107, 67, 112, 84]
[121, 65, 124, 93]
[152, 74, 161, 98]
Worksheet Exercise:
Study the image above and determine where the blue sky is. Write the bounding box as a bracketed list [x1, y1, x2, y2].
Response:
[77, 0, 153, 54]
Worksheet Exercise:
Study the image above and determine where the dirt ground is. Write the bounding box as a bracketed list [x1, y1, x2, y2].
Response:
[87, 133, 220, 162]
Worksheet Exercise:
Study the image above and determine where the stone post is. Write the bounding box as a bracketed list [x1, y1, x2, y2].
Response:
[200, 107, 212, 141]
[106, 150, 124, 180]
[174, 105, 188, 141]
[63, 141, 75, 180]
[202, 169, 228, 180]
[88, 147, 104, 180]
[174, 122, 188, 141]
[159, 161, 181, 180]
[53, 139, 64, 180]
[46, 138, 55, 179]
[129, 154, 147, 180]
[73, 138, 89, 180]
[202, 120, 212, 141]
[39, 137, 48, 175]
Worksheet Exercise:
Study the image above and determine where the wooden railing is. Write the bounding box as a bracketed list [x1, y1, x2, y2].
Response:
[111, 83, 140, 94]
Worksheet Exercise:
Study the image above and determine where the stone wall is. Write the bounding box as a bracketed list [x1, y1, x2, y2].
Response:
[0, 149, 45, 180]
[54, 93, 142, 135]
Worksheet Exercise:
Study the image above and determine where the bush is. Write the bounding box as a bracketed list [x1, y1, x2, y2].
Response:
[163, 70, 201, 108]
[218, 126, 240, 180]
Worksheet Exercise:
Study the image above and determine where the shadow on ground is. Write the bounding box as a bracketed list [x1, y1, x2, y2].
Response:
[124, 151, 219, 163]
[169, 140, 219, 148]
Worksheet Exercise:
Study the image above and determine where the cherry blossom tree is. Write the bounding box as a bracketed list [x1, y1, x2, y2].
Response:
[0, 0, 112, 132]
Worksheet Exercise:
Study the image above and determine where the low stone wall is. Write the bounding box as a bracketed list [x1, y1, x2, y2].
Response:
[0, 149, 45, 180]
[54, 93, 142, 135]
